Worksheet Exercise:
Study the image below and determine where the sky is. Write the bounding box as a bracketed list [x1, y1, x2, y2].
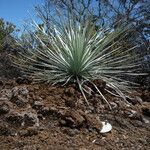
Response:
[0, 0, 43, 29]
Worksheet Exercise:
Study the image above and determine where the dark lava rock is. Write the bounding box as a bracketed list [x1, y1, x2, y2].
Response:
[18, 87, 29, 96]
[126, 110, 142, 120]
[26, 127, 38, 136]
[18, 130, 29, 136]
[93, 139, 107, 146]
[62, 128, 79, 136]
[7, 110, 39, 127]
[114, 116, 129, 128]
[19, 127, 38, 137]
[141, 91, 150, 102]
[64, 86, 76, 97]
[6, 112, 24, 126]
[126, 97, 139, 105]
[84, 114, 102, 131]
[65, 98, 76, 108]
[37, 106, 60, 117]
[126, 96, 143, 105]
[132, 120, 143, 127]
[60, 110, 85, 128]
[32, 101, 44, 110]
[0, 123, 11, 136]
[5, 81, 15, 86]
[10, 86, 29, 107]
[38, 106, 50, 115]
[9, 130, 18, 136]
[0, 102, 10, 114]
[142, 107, 150, 117]
[12, 86, 29, 97]
[0, 80, 3, 86]
[38, 106, 61, 117]
[0, 89, 13, 101]
[11, 95, 28, 107]
[24, 112, 39, 127]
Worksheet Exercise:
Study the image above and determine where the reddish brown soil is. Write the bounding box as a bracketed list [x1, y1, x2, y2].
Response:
[0, 78, 150, 150]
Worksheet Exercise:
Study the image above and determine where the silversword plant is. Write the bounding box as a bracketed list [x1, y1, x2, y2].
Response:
[13, 18, 144, 108]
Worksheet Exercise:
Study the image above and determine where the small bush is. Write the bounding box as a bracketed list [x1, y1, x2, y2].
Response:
[0, 51, 22, 79]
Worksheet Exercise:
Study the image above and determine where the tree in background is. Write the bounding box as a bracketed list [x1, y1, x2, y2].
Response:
[35, 0, 149, 46]
[0, 18, 21, 78]
[0, 18, 17, 52]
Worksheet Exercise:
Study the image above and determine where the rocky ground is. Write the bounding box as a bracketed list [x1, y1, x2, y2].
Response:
[0, 77, 150, 150]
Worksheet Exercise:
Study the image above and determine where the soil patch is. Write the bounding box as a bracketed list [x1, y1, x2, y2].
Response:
[0, 78, 150, 150]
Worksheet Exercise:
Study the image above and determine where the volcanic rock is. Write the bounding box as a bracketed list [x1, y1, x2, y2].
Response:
[11, 95, 28, 107]
[6, 111, 24, 127]
[60, 109, 85, 128]
[23, 112, 39, 127]
[32, 101, 44, 110]
[0, 89, 12, 101]
[0, 102, 10, 114]
[84, 114, 102, 131]
[0, 123, 10, 136]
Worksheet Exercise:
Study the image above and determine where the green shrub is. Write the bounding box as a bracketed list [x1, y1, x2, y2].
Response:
[0, 18, 16, 52]
[0, 18, 22, 79]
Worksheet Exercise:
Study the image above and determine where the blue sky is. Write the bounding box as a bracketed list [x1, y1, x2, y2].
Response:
[0, 0, 43, 29]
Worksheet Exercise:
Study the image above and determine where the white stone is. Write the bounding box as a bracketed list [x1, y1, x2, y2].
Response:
[100, 121, 112, 133]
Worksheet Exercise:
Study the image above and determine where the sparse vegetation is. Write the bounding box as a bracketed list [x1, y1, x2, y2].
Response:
[0, 18, 16, 52]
